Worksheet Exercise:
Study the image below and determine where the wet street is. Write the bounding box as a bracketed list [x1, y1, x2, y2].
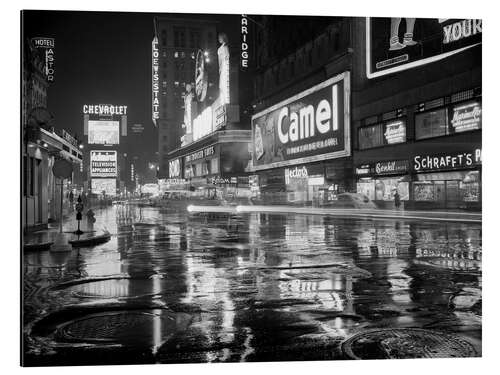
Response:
[23, 204, 482, 365]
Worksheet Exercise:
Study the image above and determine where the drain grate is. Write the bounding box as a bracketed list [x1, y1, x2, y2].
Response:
[341, 328, 477, 359]
[56, 311, 157, 344]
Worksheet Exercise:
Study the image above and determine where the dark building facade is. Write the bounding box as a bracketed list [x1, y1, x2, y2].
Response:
[247, 16, 354, 205]
[351, 17, 482, 210]
[160, 15, 253, 198]
[154, 16, 219, 179]
[247, 16, 482, 210]
[22, 39, 82, 232]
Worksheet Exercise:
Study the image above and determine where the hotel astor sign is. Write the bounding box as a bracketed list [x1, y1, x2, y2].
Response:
[251, 72, 350, 171]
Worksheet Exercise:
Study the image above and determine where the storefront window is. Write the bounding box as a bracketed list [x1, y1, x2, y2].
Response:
[415, 101, 481, 140]
[414, 171, 481, 203]
[358, 124, 384, 150]
[210, 158, 219, 174]
[201, 161, 209, 175]
[359, 119, 406, 150]
[414, 182, 435, 201]
[460, 171, 480, 202]
[195, 163, 202, 177]
[357, 181, 375, 201]
[415, 108, 448, 140]
[375, 178, 409, 201]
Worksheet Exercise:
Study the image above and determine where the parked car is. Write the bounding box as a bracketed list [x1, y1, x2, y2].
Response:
[323, 192, 377, 209]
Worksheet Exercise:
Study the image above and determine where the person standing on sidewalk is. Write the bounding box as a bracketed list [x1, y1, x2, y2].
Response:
[394, 190, 401, 209]
[69, 190, 74, 211]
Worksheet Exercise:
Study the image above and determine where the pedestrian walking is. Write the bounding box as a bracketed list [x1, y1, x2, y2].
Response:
[394, 190, 401, 209]
[69, 190, 74, 211]
[86, 208, 96, 231]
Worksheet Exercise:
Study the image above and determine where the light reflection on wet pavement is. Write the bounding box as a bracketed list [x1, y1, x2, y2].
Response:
[23, 204, 482, 365]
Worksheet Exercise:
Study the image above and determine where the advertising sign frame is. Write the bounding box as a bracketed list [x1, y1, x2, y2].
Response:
[250, 72, 350, 172]
[88, 120, 120, 145]
[91, 178, 117, 196]
[90, 150, 118, 178]
[366, 17, 482, 79]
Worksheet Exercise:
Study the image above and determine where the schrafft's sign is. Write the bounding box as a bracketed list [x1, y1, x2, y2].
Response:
[251, 72, 350, 171]
[90, 150, 117, 177]
[413, 148, 482, 172]
[366, 18, 482, 78]
[31, 37, 55, 82]
[152, 36, 159, 127]
[83, 104, 127, 116]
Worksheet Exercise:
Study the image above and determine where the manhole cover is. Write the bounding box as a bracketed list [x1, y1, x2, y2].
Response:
[341, 328, 477, 359]
[56, 311, 158, 344]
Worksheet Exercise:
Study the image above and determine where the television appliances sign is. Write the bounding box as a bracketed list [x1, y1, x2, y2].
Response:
[251, 72, 350, 171]
[90, 150, 117, 177]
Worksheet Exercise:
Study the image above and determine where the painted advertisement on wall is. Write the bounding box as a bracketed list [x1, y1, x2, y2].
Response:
[251, 72, 350, 171]
[366, 18, 482, 78]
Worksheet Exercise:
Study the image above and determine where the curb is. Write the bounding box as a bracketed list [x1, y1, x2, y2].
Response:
[23, 241, 54, 252]
[68, 231, 111, 248]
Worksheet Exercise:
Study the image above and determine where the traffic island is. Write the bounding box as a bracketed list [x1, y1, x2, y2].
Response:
[68, 230, 111, 248]
[23, 241, 54, 252]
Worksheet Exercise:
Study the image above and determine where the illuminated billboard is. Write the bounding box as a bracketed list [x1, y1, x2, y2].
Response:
[366, 18, 482, 78]
[152, 36, 159, 127]
[251, 72, 350, 171]
[88, 120, 120, 145]
[91, 178, 116, 196]
[90, 150, 117, 177]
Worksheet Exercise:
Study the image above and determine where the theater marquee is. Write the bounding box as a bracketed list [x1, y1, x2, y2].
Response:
[250, 72, 350, 171]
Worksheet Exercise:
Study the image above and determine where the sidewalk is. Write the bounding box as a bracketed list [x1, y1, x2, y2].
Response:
[23, 208, 110, 251]
[192, 204, 482, 223]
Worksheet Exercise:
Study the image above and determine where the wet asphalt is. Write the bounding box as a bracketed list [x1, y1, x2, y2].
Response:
[22, 203, 482, 365]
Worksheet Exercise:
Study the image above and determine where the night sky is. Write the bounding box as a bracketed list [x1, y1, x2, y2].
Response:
[22, 10, 241, 165]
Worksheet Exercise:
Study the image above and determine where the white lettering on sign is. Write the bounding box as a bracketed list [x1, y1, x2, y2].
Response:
[193, 107, 213, 141]
[384, 120, 406, 144]
[285, 166, 308, 184]
[413, 149, 482, 172]
[451, 101, 481, 132]
[83, 104, 128, 116]
[278, 85, 338, 144]
[90, 151, 117, 177]
[241, 15, 249, 68]
[375, 160, 408, 175]
[185, 146, 215, 163]
[45, 48, 55, 82]
[32, 38, 55, 82]
[443, 19, 482, 44]
[152, 37, 160, 126]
